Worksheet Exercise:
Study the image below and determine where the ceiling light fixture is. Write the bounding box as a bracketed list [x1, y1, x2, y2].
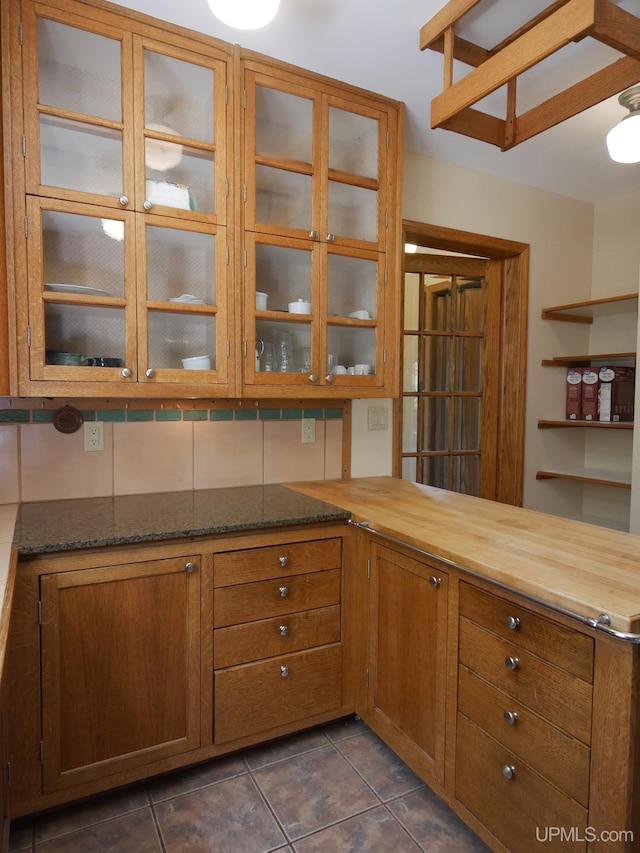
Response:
[207, 0, 280, 30]
[606, 86, 640, 164]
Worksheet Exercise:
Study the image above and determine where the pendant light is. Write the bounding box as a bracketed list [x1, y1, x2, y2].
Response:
[606, 86, 640, 164]
[207, 0, 280, 30]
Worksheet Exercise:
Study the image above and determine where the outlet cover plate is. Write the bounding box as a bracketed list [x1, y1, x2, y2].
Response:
[84, 421, 104, 451]
[301, 418, 316, 443]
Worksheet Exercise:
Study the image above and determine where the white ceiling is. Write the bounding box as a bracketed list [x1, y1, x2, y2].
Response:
[115, 0, 640, 204]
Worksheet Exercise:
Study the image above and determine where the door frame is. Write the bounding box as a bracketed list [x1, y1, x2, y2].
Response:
[397, 220, 529, 506]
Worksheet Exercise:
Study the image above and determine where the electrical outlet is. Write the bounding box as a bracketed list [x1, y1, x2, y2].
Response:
[301, 417, 316, 444]
[84, 421, 104, 452]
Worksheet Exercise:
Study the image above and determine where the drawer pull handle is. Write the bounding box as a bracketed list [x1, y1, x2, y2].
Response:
[503, 710, 519, 726]
[279, 625, 288, 637]
[506, 615, 521, 630]
[429, 576, 442, 587]
[502, 764, 516, 781]
[505, 655, 520, 671]
[279, 556, 288, 567]
[280, 666, 289, 678]
[279, 586, 289, 598]
[185, 561, 195, 574]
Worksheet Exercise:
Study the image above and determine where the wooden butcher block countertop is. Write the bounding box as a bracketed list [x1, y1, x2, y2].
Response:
[286, 477, 640, 636]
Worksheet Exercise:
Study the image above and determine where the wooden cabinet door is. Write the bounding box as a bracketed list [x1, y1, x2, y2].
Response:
[366, 542, 448, 784]
[40, 555, 201, 793]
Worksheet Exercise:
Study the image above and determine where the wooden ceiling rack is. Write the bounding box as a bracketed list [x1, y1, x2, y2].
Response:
[420, 0, 640, 149]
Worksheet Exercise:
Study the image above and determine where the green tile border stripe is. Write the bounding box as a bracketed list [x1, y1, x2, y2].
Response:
[0, 400, 346, 423]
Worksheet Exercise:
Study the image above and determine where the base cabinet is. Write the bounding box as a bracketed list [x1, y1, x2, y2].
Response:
[40, 555, 202, 793]
[362, 542, 448, 785]
[5, 525, 350, 818]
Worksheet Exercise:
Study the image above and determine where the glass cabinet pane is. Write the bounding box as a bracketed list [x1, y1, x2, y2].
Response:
[42, 210, 125, 297]
[327, 253, 376, 319]
[402, 396, 417, 453]
[404, 273, 420, 331]
[403, 336, 419, 393]
[254, 243, 312, 310]
[255, 166, 312, 231]
[453, 456, 479, 495]
[328, 107, 378, 178]
[145, 225, 216, 306]
[255, 86, 312, 162]
[327, 182, 377, 243]
[423, 456, 448, 489]
[144, 52, 214, 144]
[40, 117, 123, 197]
[145, 150, 214, 215]
[147, 312, 216, 370]
[255, 321, 311, 374]
[327, 326, 376, 375]
[38, 18, 121, 120]
[45, 304, 126, 366]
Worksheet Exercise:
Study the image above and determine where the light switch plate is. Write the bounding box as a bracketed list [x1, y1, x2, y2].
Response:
[368, 406, 389, 430]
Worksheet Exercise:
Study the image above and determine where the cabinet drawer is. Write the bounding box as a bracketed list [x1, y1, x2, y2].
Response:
[459, 583, 593, 682]
[214, 569, 340, 627]
[456, 714, 587, 853]
[214, 539, 342, 587]
[214, 605, 341, 668]
[459, 617, 592, 744]
[214, 644, 342, 743]
[458, 665, 590, 807]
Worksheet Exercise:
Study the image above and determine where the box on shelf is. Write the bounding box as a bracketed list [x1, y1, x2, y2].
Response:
[581, 368, 599, 420]
[598, 367, 615, 421]
[612, 366, 635, 422]
[598, 366, 635, 422]
[566, 368, 582, 420]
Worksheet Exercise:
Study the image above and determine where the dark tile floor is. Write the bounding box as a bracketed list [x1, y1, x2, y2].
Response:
[9, 717, 491, 852]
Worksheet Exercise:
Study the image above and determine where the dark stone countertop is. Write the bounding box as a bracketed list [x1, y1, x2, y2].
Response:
[12, 485, 351, 555]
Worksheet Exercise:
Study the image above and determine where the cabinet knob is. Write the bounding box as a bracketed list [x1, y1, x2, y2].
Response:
[121, 367, 132, 378]
[326, 233, 335, 242]
[503, 710, 519, 726]
[185, 561, 195, 573]
[118, 195, 129, 206]
[279, 625, 288, 637]
[429, 576, 442, 587]
[309, 230, 318, 239]
[280, 666, 289, 678]
[325, 374, 334, 383]
[501, 764, 516, 781]
[143, 200, 153, 211]
[145, 368, 155, 378]
[279, 556, 288, 567]
[505, 655, 520, 671]
[506, 615, 521, 630]
[279, 586, 289, 598]
[308, 374, 318, 382]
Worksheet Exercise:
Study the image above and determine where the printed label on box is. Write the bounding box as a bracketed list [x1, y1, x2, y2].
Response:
[566, 368, 582, 420]
[598, 367, 615, 421]
[581, 368, 599, 420]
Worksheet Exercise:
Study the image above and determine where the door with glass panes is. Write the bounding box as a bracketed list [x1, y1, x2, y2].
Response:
[401, 254, 500, 498]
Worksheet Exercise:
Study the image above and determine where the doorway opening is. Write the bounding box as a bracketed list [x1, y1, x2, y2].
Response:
[396, 221, 529, 506]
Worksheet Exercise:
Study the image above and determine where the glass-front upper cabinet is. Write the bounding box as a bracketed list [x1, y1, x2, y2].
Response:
[242, 60, 401, 396]
[26, 197, 228, 387]
[243, 67, 387, 252]
[21, 1, 229, 224]
[16, 0, 233, 394]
